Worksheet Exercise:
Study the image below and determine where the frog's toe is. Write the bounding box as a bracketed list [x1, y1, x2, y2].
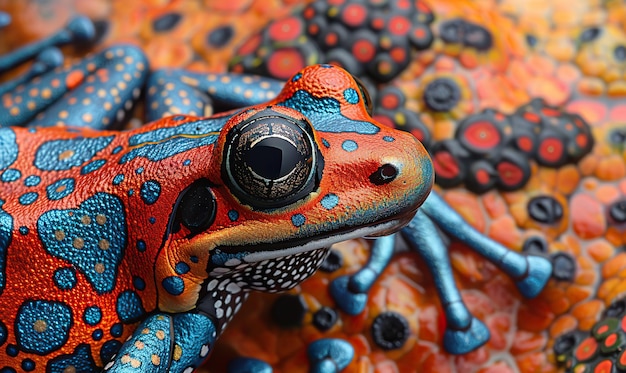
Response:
[227, 357, 273, 373]
[443, 317, 490, 355]
[308, 338, 354, 373]
[65, 15, 95, 45]
[0, 11, 10, 28]
[514, 255, 553, 298]
[32, 47, 63, 74]
[329, 275, 368, 315]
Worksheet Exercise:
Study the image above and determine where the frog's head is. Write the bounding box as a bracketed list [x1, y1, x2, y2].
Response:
[155, 65, 432, 312]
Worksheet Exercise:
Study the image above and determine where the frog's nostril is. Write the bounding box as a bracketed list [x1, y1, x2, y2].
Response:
[369, 164, 398, 185]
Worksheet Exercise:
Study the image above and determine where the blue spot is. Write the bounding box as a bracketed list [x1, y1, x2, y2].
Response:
[1, 169, 21, 182]
[321, 138, 330, 148]
[0, 128, 18, 170]
[137, 240, 146, 252]
[113, 174, 124, 185]
[140, 180, 161, 205]
[34, 136, 114, 171]
[320, 64, 333, 68]
[135, 167, 144, 174]
[210, 249, 249, 266]
[28, 128, 36, 133]
[0, 320, 6, 346]
[175, 262, 190, 275]
[83, 306, 102, 326]
[292, 73, 302, 82]
[116, 290, 145, 323]
[1, 366, 16, 373]
[48, 344, 97, 373]
[19, 226, 28, 235]
[24, 176, 40, 187]
[383, 136, 395, 142]
[173, 115, 186, 121]
[100, 340, 122, 364]
[292, 214, 306, 227]
[81, 159, 106, 175]
[46, 178, 75, 201]
[19, 192, 38, 205]
[128, 189, 134, 196]
[183, 159, 191, 166]
[342, 140, 358, 152]
[162, 276, 184, 296]
[279, 91, 379, 134]
[92, 330, 103, 341]
[37, 193, 127, 294]
[120, 118, 225, 164]
[228, 210, 239, 222]
[149, 217, 156, 224]
[133, 276, 145, 290]
[15, 300, 72, 354]
[53, 268, 77, 290]
[6, 344, 18, 356]
[111, 146, 122, 155]
[21, 359, 35, 371]
[190, 256, 199, 263]
[344, 88, 359, 104]
[321, 194, 339, 210]
[0, 202, 12, 294]
[110, 323, 123, 337]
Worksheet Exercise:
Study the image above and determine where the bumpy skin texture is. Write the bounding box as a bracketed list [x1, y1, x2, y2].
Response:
[0, 64, 432, 371]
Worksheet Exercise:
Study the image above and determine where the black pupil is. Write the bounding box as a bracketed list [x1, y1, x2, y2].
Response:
[245, 137, 302, 180]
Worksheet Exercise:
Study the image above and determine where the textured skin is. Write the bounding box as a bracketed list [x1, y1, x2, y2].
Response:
[0, 64, 432, 370]
[3, 0, 626, 372]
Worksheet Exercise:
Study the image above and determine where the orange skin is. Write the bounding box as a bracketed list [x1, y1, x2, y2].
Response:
[0, 65, 432, 369]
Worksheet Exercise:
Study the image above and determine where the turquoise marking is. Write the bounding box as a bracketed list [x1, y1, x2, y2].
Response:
[292, 214, 306, 227]
[321, 194, 339, 210]
[342, 140, 358, 152]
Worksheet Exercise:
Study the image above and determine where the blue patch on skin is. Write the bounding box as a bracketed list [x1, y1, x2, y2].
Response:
[112, 174, 124, 185]
[210, 249, 249, 266]
[100, 340, 122, 364]
[19, 226, 28, 235]
[34, 136, 114, 171]
[19, 192, 38, 205]
[0, 201, 12, 295]
[0, 320, 6, 346]
[1, 168, 21, 182]
[175, 262, 190, 275]
[133, 276, 145, 290]
[0, 128, 18, 170]
[228, 358, 273, 373]
[110, 323, 123, 337]
[292, 73, 302, 82]
[46, 178, 75, 201]
[47, 344, 97, 373]
[83, 306, 102, 326]
[292, 214, 306, 227]
[279, 91, 379, 134]
[120, 118, 226, 164]
[137, 240, 146, 252]
[21, 358, 35, 371]
[111, 146, 122, 155]
[135, 167, 144, 174]
[81, 159, 106, 175]
[37, 193, 127, 294]
[140, 180, 161, 205]
[116, 291, 145, 323]
[321, 194, 339, 210]
[92, 330, 103, 341]
[162, 276, 185, 295]
[227, 210, 239, 222]
[183, 159, 191, 166]
[24, 175, 41, 187]
[149, 217, 156, 224]
[15, 300, 72, 355]
[383, 136, 395, 142]
[321, 138, 330, 148]
[342, 140, 358, 152]
[53, 268, 77, 290]
[343, 88, 359, 104]
[169, 313, 217, 372]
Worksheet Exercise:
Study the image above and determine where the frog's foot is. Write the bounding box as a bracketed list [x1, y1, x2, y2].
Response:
[307, 338, 354, 373]
[329, 235, 395, 315]
[0, 15, 94, 73]
[0, 47, 63, 96]
[421, 191, 553, 298]
[103, 313, 216, 373]
[227, 357, 273, 373]
[402, 208, 491, 353]
[2, 44, 148, 129]
[145, 69, 283, 121]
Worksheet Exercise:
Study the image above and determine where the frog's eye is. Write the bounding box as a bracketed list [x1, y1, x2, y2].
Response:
[223, 110, 323, 210]
[353, 75, 373, 116]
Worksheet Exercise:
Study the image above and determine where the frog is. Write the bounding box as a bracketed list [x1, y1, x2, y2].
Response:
[0, 63, 434, 372]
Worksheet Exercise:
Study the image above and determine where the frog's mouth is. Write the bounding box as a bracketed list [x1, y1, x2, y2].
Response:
[209, 212, 415, 270]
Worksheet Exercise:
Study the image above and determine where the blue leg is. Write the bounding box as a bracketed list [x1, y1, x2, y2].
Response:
[145, 69, 284, 122]
[228, 358, 273, 373]
[103, 312, 216, 373]
[329, 235, 395, 315]
[421, 191, 552, 298]
[307, 339, 354, 373]
[0, 47, 63, 96]
[402, 210, 490, 354]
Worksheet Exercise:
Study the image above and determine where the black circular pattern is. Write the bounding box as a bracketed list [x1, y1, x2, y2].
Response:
[522, 236, 549, 254]
[422, 78, 461, 112]
[610, 200, 626, 223]
[270, 294, 307, 329]
[551, 252, 576, 282]
[319, 249, 343, 273]
[371, 311, 410, 350]
[312, 307, 338, 332]
[152, 12, 182, 32]
[171, 178, 217, 237]
[528, 196, 564, 224]
[439, 18, 493, 51]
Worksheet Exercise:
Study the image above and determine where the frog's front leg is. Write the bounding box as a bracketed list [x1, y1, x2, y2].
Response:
[103, 312, 216, 373]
